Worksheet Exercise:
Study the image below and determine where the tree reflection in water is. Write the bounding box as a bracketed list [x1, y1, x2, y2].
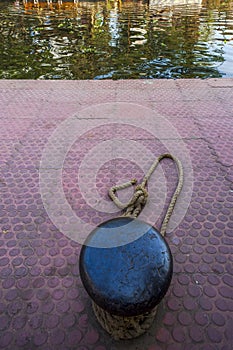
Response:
[0, 0, 232, 78]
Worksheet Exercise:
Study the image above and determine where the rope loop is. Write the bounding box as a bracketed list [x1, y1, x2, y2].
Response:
[109, 153, 183, 236]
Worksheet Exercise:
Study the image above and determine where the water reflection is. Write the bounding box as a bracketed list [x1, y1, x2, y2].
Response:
[109, 1, 120, 47]
[0, 0, 232, 79]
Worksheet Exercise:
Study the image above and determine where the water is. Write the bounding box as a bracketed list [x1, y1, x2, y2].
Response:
[0, 0, 233, 79]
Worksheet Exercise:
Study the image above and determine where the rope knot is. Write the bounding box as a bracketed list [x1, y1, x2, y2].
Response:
[124, 184, 148, 218]
[108, 154, 183, 234]
[108, 180, 148, 216]
[135, 185, 148, 198]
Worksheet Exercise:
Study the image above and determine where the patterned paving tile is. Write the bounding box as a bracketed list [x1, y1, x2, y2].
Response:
[0, 79, 232, 350]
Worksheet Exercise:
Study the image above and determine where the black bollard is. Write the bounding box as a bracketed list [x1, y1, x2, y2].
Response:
[79, 217, 173, 339]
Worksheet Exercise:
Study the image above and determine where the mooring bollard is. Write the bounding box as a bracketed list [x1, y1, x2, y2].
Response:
[79, 217, 173, 339]
[79, 154, 183, 340]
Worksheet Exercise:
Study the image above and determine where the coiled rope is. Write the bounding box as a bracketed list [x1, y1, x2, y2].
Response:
[93, 154, 184, 340]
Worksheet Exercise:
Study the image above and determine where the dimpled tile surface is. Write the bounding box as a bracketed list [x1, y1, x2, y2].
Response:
[0, 79, 233, 350]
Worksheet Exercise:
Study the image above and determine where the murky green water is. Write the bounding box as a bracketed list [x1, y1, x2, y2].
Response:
[0, 0, 233, 79]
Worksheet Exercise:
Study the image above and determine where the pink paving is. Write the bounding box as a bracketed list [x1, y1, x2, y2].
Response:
[0, 79, 233, 350]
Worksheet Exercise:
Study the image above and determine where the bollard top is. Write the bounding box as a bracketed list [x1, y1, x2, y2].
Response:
[79, 217, 173, 317]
